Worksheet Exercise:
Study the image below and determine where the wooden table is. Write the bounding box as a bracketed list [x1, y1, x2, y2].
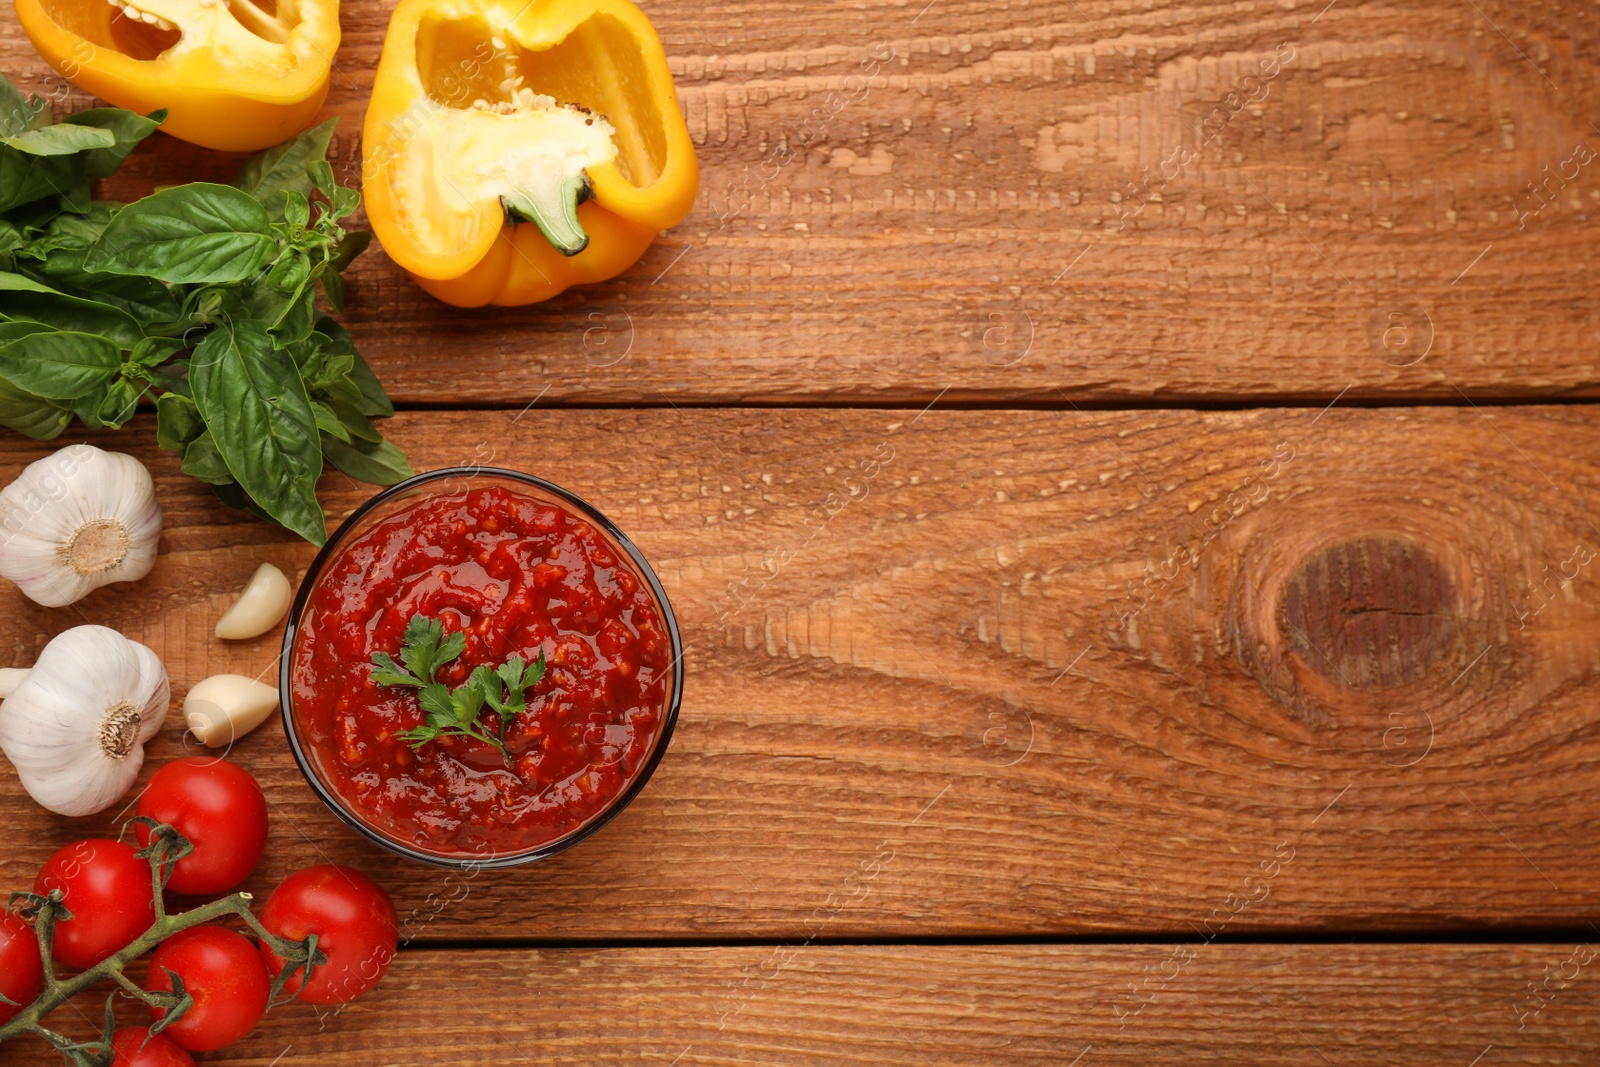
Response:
[4, 0, 1600, 1062]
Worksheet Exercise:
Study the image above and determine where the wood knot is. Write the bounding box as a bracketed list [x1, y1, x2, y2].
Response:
[1278, 536, 1455, 688]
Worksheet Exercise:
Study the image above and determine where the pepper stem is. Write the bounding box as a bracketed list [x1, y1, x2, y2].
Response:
[503, 172, 591, 257]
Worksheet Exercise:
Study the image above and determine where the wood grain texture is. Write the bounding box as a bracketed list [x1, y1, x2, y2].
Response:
[9, 944, 1599, 1065]
[1, 406, 1598, 938]
[3, 1, 1599, 404]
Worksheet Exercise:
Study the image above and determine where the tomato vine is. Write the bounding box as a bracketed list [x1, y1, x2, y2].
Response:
[0, 819, 324, 1066]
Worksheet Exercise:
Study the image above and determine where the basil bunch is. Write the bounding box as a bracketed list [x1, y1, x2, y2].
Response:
[0, 72, 411, 544]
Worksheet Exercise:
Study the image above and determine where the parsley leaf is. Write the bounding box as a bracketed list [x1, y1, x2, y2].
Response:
[396, 723, 442, 747]
[371, 613, 551, 765]
[369, 651, 421, 689]
[417, 681, 458, 722]
[495, 655, 526, 696]
[397, 615, 466, 681]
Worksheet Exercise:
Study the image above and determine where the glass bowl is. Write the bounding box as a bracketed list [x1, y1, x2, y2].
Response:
[278, 467, 683, 869]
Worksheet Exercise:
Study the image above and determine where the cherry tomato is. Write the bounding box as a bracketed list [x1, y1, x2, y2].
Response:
[145, 926, 268, 1052]
[34, 839, 155, 970]
[258, 865, 397, 1005]
[136, 757, 269, 895]
[110, 1027, 195, 1067]
[0, 911, 44, 1024]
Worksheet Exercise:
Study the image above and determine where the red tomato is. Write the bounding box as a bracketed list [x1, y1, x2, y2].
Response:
[145, 926, 268, 1052]
[135, 757, 269, 895]
[110, 1027, 195, 1067]
[258, 865, 397, 1005]
[34, 839, 155, 970]
[0, 912, 44, 1024]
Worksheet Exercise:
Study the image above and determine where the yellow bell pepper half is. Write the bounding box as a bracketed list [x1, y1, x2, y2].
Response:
[14, 0, 339, 151]
[362, 0, 698, 307]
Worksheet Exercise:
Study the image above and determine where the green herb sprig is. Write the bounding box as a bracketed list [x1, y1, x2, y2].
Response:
[0, 72, 412, 544]
[373, 614, 548, 763]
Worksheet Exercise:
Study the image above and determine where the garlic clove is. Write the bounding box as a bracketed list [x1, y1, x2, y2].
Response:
[215, 563, 292, 640]
[0, 667, 27, 699]
[184, 674, 279, 747]
[0, 625, 169, 817]
[0, 445, 162, 607]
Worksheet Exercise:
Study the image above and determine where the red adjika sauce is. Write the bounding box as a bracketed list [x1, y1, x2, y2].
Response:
[291, 485, 671, 857]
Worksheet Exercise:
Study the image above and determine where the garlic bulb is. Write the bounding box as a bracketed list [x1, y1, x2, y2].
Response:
[0, 625, 170, 817]
[0, 444, 162, 607]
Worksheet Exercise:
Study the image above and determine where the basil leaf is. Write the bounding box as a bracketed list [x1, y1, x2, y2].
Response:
[311, 372, 361, 409]
[71, 385, 109, 429]
[295, 335, 353, 393]
[130, 336, 184, 371]
[0, 329, 123, 399]
[283, 190, 310, 229]
[24, 202, 115, 251]
[312, 314, 353, 353]
[65, 107, 165, 179]
[152, 360, 191, 398]
[322, 434, 413, 486]
[328, 186, 361, 221]
[319, 267, 345, 312]
[209, 478, 287, 529]
[1, 124, 116, 156]
[269, 285, 316, 344]
[156, 392, 204, 450]
[181, 431, 235, 484]
[316, 352, 357, 391]
[316, 316, 393, 417]
[57, 180, 92, 214]
[191, 319, 327, 544]
[233, 120, 337, 222]
[308, 159, 335, 195]
[352, 353, 392, 416]
[210, 478, 252, 512]
[0, 150, 79, 215]
[86, 183, 277, 284]
[0, 221, 21, 255]
[0, 321, 53, 343]
[310, 399, 350, 442]
[328, 230, 371, 273]
[81, 377, 145, 429]
[6, 197, 63, 234]
[23, 248, 183, 326]
[239, 273, 317, 339]
[0, 374, 69, 439]
[0, 271, 144, 348]
[284, 331, 323, 379]
[265, 249, 312, 293]
[318, 347, 356, 383]
[0, 75, 46, 138]
[241, 278, 293, 325]
[326, 397, 378, 441]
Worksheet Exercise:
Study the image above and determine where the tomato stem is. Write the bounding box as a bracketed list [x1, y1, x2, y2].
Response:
[0, 821, 325, 1060]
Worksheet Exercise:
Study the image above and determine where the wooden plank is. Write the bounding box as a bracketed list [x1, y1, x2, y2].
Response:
[1, 406, 1598, 937]
[3, 2, 1598, 404]
[6, 944, 1595, 1065]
